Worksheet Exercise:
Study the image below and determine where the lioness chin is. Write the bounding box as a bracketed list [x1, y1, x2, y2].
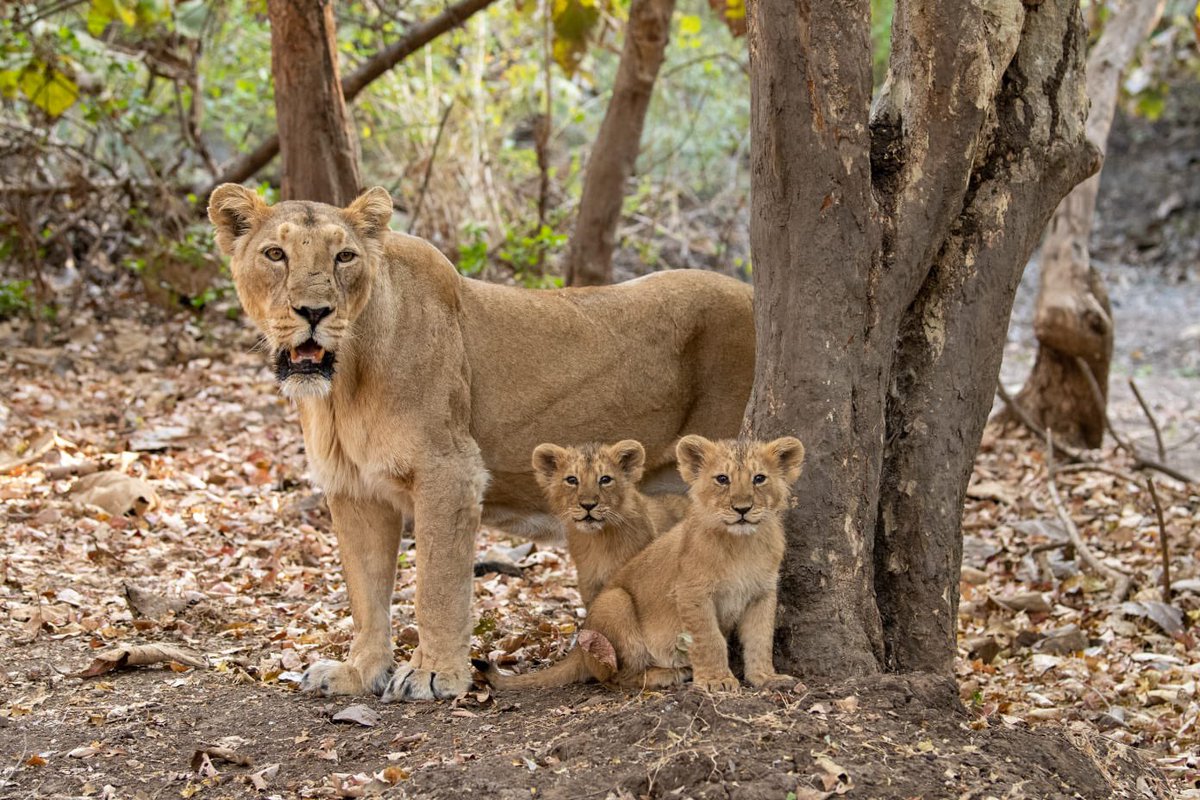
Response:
[208, 185, 755, 702]
[477, 435, 804, 693]
[533, 439, 689, 607]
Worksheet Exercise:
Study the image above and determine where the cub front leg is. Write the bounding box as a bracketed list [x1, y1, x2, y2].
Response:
[677, 592, 739, 692]
[382, 459, 483, 702]
[301, 497, 402, 697]
[738, 590, 795, 690]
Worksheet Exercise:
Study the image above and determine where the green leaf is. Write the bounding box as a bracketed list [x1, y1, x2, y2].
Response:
[174, 0, 208, 38]
[19, 65, 79, 118]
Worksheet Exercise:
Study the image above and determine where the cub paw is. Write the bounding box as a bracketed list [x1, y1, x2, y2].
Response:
[381, 663, 472, 702]
[692, 672, 740, 693]
[747, 672, 798, 690]
[300, 659, 395, 697]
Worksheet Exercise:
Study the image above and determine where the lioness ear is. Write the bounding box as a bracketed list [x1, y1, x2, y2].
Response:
[208, 183, 270, 255]
[608, 440, 645, 483]
[768, 437, 805, 484]
[343, 186, 393, 237]
[532, 443, 567, 485]
[676, 435, 714, 485]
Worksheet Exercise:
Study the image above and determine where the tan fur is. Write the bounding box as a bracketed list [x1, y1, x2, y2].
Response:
[532, 440, 688, 607]
[207, 186, 755, 701]
[480, 436, 804, 692]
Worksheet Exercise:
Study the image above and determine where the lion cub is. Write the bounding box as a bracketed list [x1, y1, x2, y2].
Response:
[533, 440, 689, 607]
[479, 435, 804, 692]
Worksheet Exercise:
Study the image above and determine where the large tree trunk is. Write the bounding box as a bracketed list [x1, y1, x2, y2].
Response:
[267, 0, 361, 205]
[563, 0, 675, 287]
[745, 0, 1097, 677]
[1012, 0, 1166, 449]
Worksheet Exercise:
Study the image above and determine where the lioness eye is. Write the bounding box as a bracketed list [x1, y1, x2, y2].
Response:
[565, 476, 578, 486]
[715, 475, 730, 486]
[753, 474, 767, 485]
[335, 250, 356, 263]
[263, 246, 285, 262]
[599, 475, 613, 486]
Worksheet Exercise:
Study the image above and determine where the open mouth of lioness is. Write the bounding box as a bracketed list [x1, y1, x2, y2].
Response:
[274, 338, 336, 382]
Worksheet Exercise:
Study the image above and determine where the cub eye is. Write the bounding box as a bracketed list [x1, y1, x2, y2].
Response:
[753, 474, 767, 485]
[598, 475, 613, 486]
[335, 250, 356, 263]
[715, 475, 730, 486]
[263, 246, 285, 262]
[564, 476, 578, 486]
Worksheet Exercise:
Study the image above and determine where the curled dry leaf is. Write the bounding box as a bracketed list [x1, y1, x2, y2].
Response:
[192, 745, 254, 771]
[578, 629, 618, 672]
[70, 471, 159, 517]
[77, 644, 206, 678]
[331, 703, 380, 727]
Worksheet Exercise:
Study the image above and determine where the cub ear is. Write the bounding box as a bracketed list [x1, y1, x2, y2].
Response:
[208, 183, 270, 255]
[343, 186, 394, 237]
[675, 435, 714, 485]
[767, 437, 805, 484]
[531, 443, 568, 485]
[608, 440, 646, 483]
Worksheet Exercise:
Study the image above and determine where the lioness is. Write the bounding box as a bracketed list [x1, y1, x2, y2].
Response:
[477, 435, 803, 692]
[533, 440, 689, 606]
[207, 185, 754, 701]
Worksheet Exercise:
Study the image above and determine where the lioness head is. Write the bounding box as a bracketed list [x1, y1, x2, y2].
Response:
[207, 184, 394, 399]
[676, 435, 804, 535]
[532, 441, 647, 532]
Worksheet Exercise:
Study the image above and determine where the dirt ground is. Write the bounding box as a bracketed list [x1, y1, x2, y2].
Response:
[2, 99, 1199, 798]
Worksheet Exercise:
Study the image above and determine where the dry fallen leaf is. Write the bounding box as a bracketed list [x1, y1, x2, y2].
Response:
[192, 745, 253, 771]
[331, 703, 380, 727]
[77, 644, 206, 678]
[578, 629, 618, 672]
[71, 471, 160, 517]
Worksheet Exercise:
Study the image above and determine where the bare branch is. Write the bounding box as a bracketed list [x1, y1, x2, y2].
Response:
[1145, 478, 1171, 604]
[1128, 378, 1167, 464]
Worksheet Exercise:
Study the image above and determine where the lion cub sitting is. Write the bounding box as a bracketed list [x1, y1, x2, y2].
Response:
[479, 434, 804, 692]
[533, 440, 690, 607]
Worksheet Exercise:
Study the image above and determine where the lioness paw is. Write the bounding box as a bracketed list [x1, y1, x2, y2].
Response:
[747, 672, 797, 690]
[301, 659, 394, 697]
[692, 672, 740, 693]
[381, 664, 471, 702]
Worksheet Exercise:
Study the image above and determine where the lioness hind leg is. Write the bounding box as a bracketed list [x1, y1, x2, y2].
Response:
[301, 497, 402, 697]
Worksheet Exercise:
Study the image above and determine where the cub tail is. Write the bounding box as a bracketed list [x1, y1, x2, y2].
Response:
[473, 647, 592, 690]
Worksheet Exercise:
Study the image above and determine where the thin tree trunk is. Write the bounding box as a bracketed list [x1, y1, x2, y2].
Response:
[1011, 0, 1165, 449]
[564, 0, 676, 287]
[268, 0, 360, 205]
[202, 0, 499, 198]
[746, 0, 1096, 677]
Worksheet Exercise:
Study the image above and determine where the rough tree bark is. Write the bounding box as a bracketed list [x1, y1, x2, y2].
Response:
[1011, 0, 1165, 448]
[563, 0, 676, 287]
[268, 0, 360, 205]
[745, 0, 1098, 677]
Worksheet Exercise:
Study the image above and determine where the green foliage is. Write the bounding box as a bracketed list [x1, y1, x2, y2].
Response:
[0, 280, 33, 320]
[457, 222, 491, 278]
[498, 225, 567, 288]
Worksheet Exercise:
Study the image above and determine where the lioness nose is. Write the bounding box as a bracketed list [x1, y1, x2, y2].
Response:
[295, 306, 333, 328]
[733, 505, 752, 516]
[580, 501, 598, 511]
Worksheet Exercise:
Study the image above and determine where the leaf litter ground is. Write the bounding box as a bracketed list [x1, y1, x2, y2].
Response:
[0, 304, 1195, 799]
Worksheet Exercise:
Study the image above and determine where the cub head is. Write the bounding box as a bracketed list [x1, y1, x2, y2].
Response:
[207, 184, 393, 399]
[532, 440, 646, 532]
[676, 435, 804, 535]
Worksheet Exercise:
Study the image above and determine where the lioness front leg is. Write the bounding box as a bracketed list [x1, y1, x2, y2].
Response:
[301, 497, 402, 697]
[677, 593, 738, 692]
[738, 590, 795, 690]
[382, 461, 482, 702]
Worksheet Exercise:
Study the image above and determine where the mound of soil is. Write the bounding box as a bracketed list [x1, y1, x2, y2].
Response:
[1, 669, 1165, 799]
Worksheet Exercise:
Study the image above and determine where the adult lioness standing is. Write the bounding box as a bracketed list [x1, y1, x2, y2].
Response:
[208, 184, 754, 702]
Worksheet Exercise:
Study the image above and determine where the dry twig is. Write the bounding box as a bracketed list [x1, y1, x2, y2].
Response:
[1145, 477, 1171, 604]
[1044, 430, 1133, 601]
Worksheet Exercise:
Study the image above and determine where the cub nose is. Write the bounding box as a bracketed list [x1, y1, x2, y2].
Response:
[733, 505, 752, 517]
[294, 306, 333, 328]
[580, 501, 598, 511]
